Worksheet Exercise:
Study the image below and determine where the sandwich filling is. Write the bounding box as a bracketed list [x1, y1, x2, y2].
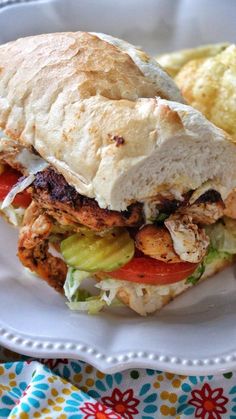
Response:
[1, 136, 236, 314]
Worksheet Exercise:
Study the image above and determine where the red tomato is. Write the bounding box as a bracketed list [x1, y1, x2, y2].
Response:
[0, 168, 31, 208]
[110, 256, 198, 285]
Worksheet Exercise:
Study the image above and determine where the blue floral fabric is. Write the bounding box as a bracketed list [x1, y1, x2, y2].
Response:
[1, 347, 236, 418]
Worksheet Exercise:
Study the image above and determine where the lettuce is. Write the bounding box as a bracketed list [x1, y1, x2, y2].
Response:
[1, 174, 35, 209]
[185, 219, 236, 286]
[204, 246, 230, 264]
[205, 218, 236, 254]
[64, 268, 91, 301]
[0, 203, 25, 226]
[16, 148, 49, 174]
[186, 263, 205, 285]
[63, 268, 122, 314]
[185, 246, 231, 286]
[68, 297, 106, 315]
[0, 147, 49, 211]
[64, 217, 236, 310]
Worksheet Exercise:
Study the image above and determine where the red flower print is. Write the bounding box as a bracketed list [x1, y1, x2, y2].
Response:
[102, 388, 140, 419]
[189, 382, 229, 419]
[80, 401, 122, 419]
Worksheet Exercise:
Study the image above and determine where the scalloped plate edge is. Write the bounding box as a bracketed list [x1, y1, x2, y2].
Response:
[1, 322, 236, 374]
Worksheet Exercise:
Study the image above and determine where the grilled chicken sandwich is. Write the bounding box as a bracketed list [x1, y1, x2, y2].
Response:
[1, 32, 236, 316]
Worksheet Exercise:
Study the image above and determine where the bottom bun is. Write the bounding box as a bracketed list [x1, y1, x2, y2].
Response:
[97, 255, 235, 316]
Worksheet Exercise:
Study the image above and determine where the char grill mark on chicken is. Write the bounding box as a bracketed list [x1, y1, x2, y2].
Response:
[135, 190, 224, 262]
[12, 164, 226, 289]
[18, 201, 67, 291]
[153, 190, 224, 226]
[178, 190, 224, 225]
[165, 214, 210, 263]
[31, 168, 143, 231]
[136, 224, 182, 263]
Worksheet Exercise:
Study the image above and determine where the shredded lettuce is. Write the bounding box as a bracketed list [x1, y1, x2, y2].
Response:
[0, 202, 25, 226]
[96, 278, 149, 299]
[64, 268, 91, 301]
[186, 263, 205, 285]
[204, 246, 229, 264]
[205, 218, 236, 254]
[16, 149, 49, 174]
[68, 298, 106, 315]
[63, 268, 122, 314]
[1, 174, 35, 209]
[185, 219, 236, 285]
[1, 147, 49, 211]
[185, 246, 230, 286]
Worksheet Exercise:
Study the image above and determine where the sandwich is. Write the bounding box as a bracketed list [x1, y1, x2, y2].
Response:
[1, 32, 236, 316]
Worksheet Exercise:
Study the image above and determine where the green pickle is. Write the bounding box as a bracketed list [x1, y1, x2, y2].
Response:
[61, 228, 134, 272]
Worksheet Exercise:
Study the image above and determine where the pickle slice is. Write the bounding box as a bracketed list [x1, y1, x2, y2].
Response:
[61, 228, 134, 272]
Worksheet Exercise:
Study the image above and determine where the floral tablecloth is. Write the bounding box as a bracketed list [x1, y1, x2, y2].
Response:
[1, 346, 236, 418]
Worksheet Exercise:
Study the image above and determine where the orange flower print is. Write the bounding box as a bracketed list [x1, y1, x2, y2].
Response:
[102, 388, 140, 419]
[189, 383, 229, 419]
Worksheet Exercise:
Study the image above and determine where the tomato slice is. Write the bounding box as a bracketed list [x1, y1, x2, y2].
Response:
[110, 256, 198, 285]
[0, 167, 31, 208]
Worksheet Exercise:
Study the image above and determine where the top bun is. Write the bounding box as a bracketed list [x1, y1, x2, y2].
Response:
[0, 32, 236, 210]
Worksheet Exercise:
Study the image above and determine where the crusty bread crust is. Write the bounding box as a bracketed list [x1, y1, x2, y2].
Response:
[92, 32, 184, 102]
[1, 33, 236, 211]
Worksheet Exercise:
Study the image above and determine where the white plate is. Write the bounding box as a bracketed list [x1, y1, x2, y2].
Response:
[1, 0, 236, 374]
